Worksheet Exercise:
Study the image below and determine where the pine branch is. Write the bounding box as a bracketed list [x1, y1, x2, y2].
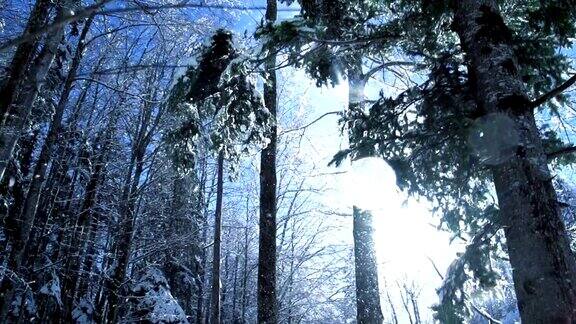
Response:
[532, 74, 576, 108]
[470, 303, 502, 324]
[362, 61, 419, 82]
[546, 145, 576, 160]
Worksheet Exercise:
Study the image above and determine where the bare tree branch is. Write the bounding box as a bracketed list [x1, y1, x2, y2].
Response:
[0, 0, 300, 52]
[280, 111, 342, 136]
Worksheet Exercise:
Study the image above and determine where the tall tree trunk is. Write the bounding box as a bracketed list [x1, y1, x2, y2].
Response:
[231, 252, 239, 321]
[105, 142, 146, 323]
[352, 207, 384, 324]
[0, 0, 51, 124]
[240, 197, 250, 324]
[0, 128, 38, 251]
[0, 1, 67, 182]
[22, 11, 94, 227]
[257, 1, 278, 323]
[193, 154, 209, 324]
[165, 171, 200, 318]
[221, 252, 230, 320]
[347, 54, 383, 323]
[18, 15, 94, 298]
[0, 5, 68, 318]
[61, 131, 108, 317]
[210, 152, 225, 324]
[452, 0, 576, 321]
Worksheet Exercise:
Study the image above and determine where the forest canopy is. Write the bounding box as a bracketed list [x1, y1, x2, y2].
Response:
[1, 0, 576, 323]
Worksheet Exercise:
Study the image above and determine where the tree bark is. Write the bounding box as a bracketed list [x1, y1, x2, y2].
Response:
[192, 154, 209, 324]
[164, 171, 201, 318]
[0, 4, 68, 318]
[0, 128, 38, 252]
[240, 197, 250, 324]
[0, 2, 66, 182]
[257, 1, 279, 323]
[18, 19, 95, 311]
[0, 0, 51, 125]
[347, 54, 384, 323]
[105, 136, 147, 323]
[452, 0, 576, 321]
[210, 152, 225, 324]
[23, 11, 93, 223]
[352, 207, 384, 324]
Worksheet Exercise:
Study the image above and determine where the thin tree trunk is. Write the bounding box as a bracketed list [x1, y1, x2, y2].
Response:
[257, 1, 278, 323]
[409, 291, 421, 324]
[105, 142, 146, 323]
[352, 207, 384, 324]
[193, 153, 209, 324]
[0, 5, 68, 317]
[452, 1, 576, 321]
[210, 152, 224, 324]
[18, 18, 95, 306]
[385, 286, 399, 324]
[240, 197, 250, 324]
[398, 283, 414, 324]
[231, 252, 239, 321]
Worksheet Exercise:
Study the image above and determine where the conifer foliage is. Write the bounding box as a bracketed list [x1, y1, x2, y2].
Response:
[1, 0, 576, 323]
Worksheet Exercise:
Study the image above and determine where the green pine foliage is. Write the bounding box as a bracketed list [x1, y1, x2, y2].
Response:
[258, 0, 403, 86]
[166, 30, 271, 173]
[271, 0, 576, 321]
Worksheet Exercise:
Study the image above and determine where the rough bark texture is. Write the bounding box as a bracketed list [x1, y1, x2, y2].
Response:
[210, 152, 225, 324]
[23, 11, 93, 221]
[0, 4, 68, 318]
[348, 55, 383, 324]
[62, 125, 110, 319]
[453, 0, 576, 321]
[18, 20, 94, 316]
[0, 0, 51, 124]
[352, 207, 384, 324]
[0, 3, 66, 182]
[257, 0, 278, 323]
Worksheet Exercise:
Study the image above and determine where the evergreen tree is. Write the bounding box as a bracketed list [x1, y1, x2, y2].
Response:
[262, 0, 576, 321]
[329, 0, 576, 322]
[166, 28, 271, 324]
